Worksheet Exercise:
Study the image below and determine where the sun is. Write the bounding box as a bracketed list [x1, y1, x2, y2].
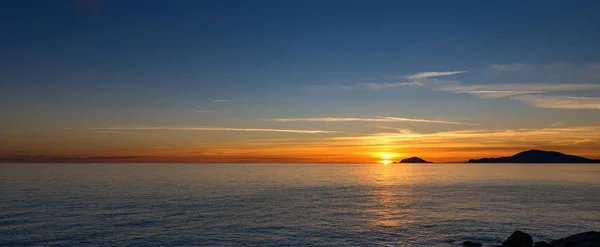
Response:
[380, 153, 394, 159]
[378, 152, 395, 165]
[380, 160, 392, 165]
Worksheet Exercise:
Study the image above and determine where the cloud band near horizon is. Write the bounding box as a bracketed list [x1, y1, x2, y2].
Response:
[268, 117, 480, 125]
[70, 126, 340, 134]
[406, 71, 467, 80]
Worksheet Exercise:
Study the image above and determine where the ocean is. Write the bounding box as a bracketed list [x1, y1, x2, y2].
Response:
[1, 163, 600, 246]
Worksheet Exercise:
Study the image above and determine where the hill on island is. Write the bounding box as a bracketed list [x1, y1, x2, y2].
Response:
[396, 157, 432, 163]
[466, 150, 600, 163]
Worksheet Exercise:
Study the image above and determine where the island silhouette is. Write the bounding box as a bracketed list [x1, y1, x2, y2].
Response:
[394, 150, 600, 164]
[394, 157, 432, 163]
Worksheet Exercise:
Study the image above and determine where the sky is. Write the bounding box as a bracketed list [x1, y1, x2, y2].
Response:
[1, 0, 600, 163]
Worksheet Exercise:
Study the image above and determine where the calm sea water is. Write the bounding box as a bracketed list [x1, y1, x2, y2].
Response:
[1, 163, 600, 246]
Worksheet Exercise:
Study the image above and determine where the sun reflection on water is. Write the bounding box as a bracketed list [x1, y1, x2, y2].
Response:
[366, 165, 415, 229]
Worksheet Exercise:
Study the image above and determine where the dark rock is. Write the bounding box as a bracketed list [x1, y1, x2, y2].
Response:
[553, 231, 600, 247]
[578, 243, 600, 247]
[533, 241, 551, 247]
[502, 230, 533, 247]
[463, 241, 483, 247]
[565, 231, 600, 245]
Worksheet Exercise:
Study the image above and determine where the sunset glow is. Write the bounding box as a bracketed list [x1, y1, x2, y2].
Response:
[380, 160, 392, 165]
[380, 153, 395, 160]
[3, 2, 600, 247]
[1, 1, 600, 164]
[3, 125, 600, 163]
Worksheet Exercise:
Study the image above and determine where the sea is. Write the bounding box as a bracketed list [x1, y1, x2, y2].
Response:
[1, 163, 600, 246]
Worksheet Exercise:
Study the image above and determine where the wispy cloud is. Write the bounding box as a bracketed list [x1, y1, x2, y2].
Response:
[306, 81, 424, 92]
[94, 130, 130, 134]
[486, 62, 600, 80]
[359, 81, 424, 90]
[370, 125, 415, 134]
[512, 95, 600, 110]
[73, 126, 340, 134]
[305, 70, 466, 92]
[450, 90, 545, 98]
[405, 71, 467, 80]
[550, 121, 566, 127]
[439, 83, 600, 98]
[584, 63, 600, 80]
[213, 99, 229, 103]
[334, 85, 352, 91]
[328, 126, 600, 146]
[268, 117, 480, 126]
[488, 63, 530, 72]
[195, 110, 215, 113]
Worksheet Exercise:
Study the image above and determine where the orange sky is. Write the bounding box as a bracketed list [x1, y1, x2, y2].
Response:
[2, 125, 600, 163]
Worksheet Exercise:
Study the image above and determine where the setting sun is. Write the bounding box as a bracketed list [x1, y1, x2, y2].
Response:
[380, 160, 392, 165]
[378, 153, 395, 165]
[380, 153, 394, 159]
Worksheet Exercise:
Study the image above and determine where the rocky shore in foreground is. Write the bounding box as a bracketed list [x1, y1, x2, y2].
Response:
[463, 230, 600, 247]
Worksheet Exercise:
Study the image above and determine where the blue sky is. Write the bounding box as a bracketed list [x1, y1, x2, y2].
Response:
[1, 0, 600, 162]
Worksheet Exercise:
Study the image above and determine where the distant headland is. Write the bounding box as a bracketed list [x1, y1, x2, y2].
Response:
[466, 149, 600, 163]
[394, 150, 600, 164]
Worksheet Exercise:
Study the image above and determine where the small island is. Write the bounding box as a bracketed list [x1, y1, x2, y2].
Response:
[395, 157, 432, 163]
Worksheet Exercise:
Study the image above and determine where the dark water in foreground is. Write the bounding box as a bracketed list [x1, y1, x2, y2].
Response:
[1, 163, 600, 246]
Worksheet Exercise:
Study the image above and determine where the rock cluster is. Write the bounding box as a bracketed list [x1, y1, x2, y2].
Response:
[463, 231, 600, 247]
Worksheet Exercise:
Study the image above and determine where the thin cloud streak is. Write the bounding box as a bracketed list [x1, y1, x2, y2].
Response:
[94, 130, 130, 134]
[452, 90, 545, 98]
[360, 81, 424, 90]
[512, 95, 600, 110]
[406, 71, 467, 80]
[306, 81, 424, 92]
[213, 99, 230, 103]
[73, 126, 340, 134]
[269, 117, 480, 126]
[328, 126, 600, 146]
[305, 71, 465, 92]
[439, 83, 600, 98]
[488, 63, 530, 72]
[486, 62, 600, 79]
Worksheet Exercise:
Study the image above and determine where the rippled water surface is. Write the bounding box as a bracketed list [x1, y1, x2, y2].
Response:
[2, 163, 600, 246]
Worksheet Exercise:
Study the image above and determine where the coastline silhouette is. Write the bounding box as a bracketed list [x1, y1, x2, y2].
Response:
[465, 150, 600, 163]
[390, 150, 600, 164]
[392, 150, 600, 164]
